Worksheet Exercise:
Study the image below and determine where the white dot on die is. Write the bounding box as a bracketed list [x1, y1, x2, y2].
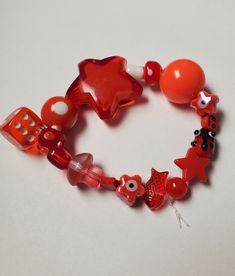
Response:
[22, 113, 29, 120]
[13, 122, 21, 129]
[51, 101, 68, 115]
[28, 120, 35, 126]
[27, 135, 35, 142]
[20, 128, 28, 135]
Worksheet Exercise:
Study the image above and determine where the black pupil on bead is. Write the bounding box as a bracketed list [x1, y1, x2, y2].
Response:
[129, 183, 135, 189]
[201, 100, 206, 105]
[202, 144, 207, 151]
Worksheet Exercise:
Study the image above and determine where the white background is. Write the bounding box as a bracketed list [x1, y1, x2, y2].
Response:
[0, 0, 234, 275]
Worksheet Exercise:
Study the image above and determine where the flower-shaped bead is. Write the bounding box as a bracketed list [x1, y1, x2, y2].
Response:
[191, 90, 219, 116]
[116, 175, 145, 206]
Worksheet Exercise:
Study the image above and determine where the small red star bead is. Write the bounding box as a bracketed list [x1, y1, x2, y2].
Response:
[191, 90, 219, 116]
[144, 168, 169, 211]
[174, 148, 210, 183]
[66, 56, 143, 120]
[116, 175, 145, 206]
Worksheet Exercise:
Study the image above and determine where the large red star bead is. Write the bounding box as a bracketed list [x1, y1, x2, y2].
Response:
[144, 168, 169, 211]
[191, 90, 219, 116]
[66, 56, 143, 120]
[116, 175, 145, 206]
[174, 148, 210, 183]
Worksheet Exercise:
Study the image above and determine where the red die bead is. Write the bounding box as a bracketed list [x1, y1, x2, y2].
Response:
[38, 127, 71, 169]
[0, 107, 42, 150]
[37, 126, 66, 153]
[66, 56, 143, 120]
[143, 61, 162, 86]
[191, 90, 219, 116]
[201, 114, 219, 132]
[116, 175, 145, 206]
[41, 96, 78, 130]
[160, 59, 205, 104]
[144, 168, 168, 211]
[165, 177, 188, 200]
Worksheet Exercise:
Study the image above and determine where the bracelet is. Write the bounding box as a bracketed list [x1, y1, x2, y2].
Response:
[0, 56, 220, 212]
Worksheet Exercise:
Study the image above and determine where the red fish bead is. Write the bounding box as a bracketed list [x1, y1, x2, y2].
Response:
[144, 168, 168, 211]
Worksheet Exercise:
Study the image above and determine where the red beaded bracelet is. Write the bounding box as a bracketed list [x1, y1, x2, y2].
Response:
[0, 57, 220, 215]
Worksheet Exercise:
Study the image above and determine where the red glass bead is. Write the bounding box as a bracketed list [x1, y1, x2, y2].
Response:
[67, 153, 104, 188]
[165, 177, 188, 199]
[174, 148, 210, 182]
[101, 176, 120, 190]
[201, 114, 219, 132]
[191, 90, 219, 116]
[191, 129, 216, 158]
[37, 127, 71, 169]
[41, 96, 78, 130]
[47, 147, 72, 169]
[116, 175, 145, 206]
[160, 59, 205, 104]
[37, 127, 66, 153]
[143, 61, 162, 85]
[144, 168, 169, 211]
[0, 107, 42, 150]
[66, 56, 143, 120]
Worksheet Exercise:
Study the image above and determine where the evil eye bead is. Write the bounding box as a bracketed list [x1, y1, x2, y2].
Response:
[125, 180, 138, 192]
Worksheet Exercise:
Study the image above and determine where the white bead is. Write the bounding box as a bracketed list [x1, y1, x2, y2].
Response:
[51, 101, 68, 115]
[126, 64, 144, 80]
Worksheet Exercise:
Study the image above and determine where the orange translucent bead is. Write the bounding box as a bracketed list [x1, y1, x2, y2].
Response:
[160, 59, 205, 104]
[41, 96, 78, 130]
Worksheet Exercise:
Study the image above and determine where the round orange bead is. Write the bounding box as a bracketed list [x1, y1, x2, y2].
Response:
[41, 96, 78, 130]
[159, 59, 205, 104]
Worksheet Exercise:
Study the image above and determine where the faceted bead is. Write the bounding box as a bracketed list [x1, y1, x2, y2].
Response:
[160, 59, 205, 104]
[66, 56, 143, 120]
[191, 90, 219, 116]
[41, 96, 78, 130]
[165, 177, 188, 199]
[116, 175, 145, 206]
[67, 153, 104, 188]
[144, 168, 169, 211]
[143, 61, 162, 85]
[37, 126, 71, 169]
[201, 114, 219, 132]
[0, 107, 42, 150]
